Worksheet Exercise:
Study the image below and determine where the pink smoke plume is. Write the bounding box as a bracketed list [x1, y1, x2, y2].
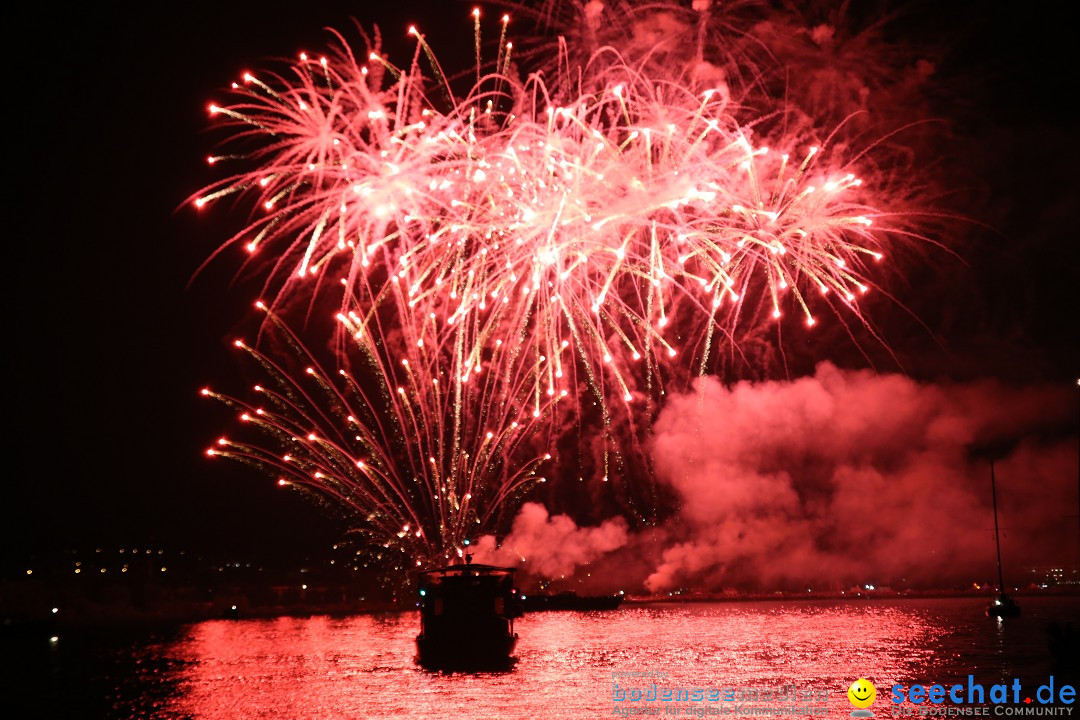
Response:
[474, 366, 1076, 594]
[644, 363, 1077, 592]
[473, 502, 629, 579]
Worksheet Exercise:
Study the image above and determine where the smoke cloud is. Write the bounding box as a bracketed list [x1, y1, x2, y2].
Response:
[645, 363, 1077, 592]
[473, 502, 629, 579]
[480, 365, 1076, 594]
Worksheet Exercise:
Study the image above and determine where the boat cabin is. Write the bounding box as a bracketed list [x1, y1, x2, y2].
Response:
[416, 558, 522, 669]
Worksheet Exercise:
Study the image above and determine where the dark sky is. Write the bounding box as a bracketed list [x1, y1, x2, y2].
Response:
[6, 1, 1077, 569]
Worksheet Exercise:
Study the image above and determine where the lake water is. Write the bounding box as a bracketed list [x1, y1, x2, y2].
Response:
[14, 597, 1079, 719]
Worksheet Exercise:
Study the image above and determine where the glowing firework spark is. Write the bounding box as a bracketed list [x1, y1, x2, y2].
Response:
[195, 14, 898, 408]
[195, 5, 922, 558]
[204, 300, 560, 564]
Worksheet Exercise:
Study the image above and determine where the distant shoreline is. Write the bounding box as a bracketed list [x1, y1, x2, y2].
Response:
[5, 586, 1078, 634]
[622, 587, 1080, 605]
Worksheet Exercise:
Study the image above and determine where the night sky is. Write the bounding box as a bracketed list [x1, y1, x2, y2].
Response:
[7, 1, 1077, 572]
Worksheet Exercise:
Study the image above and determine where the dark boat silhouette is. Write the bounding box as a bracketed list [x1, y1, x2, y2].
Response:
[987, 592, 1020, 619]
[520, 591, 623, 612]
[986, 460, 1020, 619]
[416, 556, 522, 670]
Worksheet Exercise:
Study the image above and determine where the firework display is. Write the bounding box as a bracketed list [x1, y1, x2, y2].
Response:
[196, 3, 917, 565]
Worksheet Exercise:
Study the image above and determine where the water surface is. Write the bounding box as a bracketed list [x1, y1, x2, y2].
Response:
[18, 597, 1079, 718]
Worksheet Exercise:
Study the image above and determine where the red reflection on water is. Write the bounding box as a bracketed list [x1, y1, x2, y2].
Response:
[161, 600, 1075, 719]
[169, 614, 421, 719]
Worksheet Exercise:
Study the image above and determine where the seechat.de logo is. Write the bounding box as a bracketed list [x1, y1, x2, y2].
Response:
[850, 679, 878, 717]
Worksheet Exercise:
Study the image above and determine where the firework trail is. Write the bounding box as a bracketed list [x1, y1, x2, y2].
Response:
[203, 297, 562, 564]
[195, 14, 895, 405]
[194, 3, 924, 558]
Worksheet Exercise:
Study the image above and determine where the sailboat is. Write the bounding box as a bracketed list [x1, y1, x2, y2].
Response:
[986, 460, 1021, 618]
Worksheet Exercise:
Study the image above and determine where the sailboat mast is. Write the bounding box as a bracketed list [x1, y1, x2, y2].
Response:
[990, 460, 1005, 592]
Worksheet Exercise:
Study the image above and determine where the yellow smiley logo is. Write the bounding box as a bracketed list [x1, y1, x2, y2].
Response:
[848, 678, 877, 708]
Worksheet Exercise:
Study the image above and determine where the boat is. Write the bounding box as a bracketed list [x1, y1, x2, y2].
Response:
[985, 460, 1020, 619]
[415, 555, 522, 670]
[520, 591, 623, 612]
[987, 592, 1020, 618]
